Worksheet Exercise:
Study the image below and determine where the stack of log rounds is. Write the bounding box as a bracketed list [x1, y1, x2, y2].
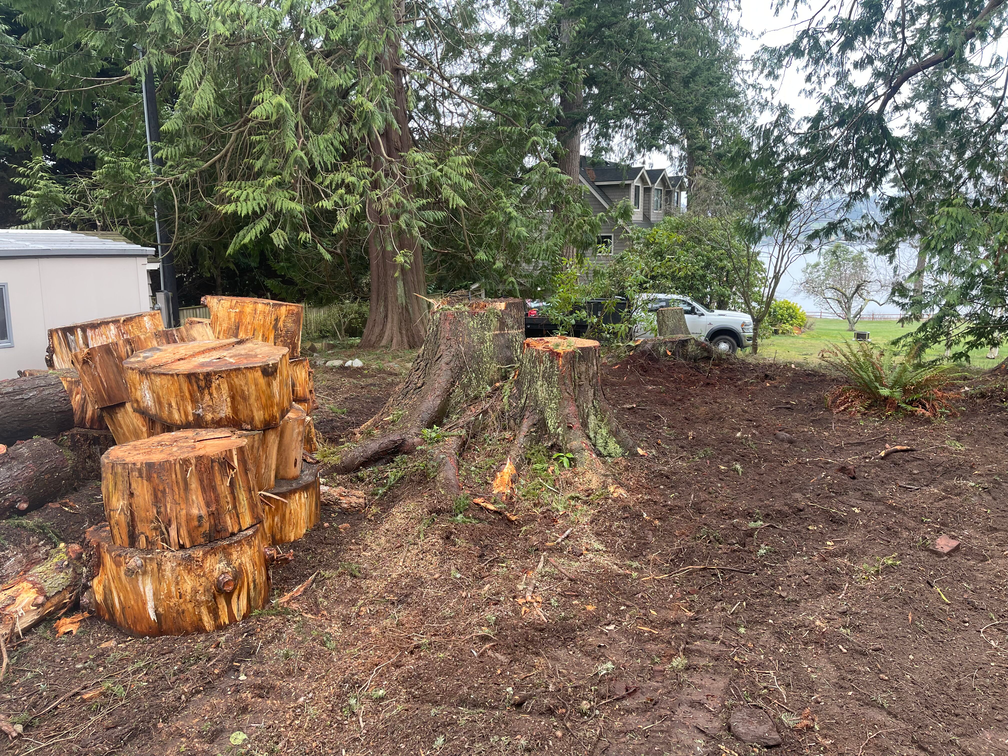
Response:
[101, 430, 262, 550]
[260, 463, 321, 545]
[123, 339, 292, 430]
[86, 523, 270, 636]
[203, 295, 303, 357]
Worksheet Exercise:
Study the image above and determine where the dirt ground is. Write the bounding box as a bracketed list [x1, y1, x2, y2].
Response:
[2, 351, 1008, 756]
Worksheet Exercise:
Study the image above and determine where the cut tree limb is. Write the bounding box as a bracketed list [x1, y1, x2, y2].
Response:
[0, 374, 75, 445]
[0, 438, 74, 519]
[0, 543, 84, 651]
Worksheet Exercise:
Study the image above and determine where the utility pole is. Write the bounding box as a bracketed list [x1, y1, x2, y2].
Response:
[137, 45, 180, 328]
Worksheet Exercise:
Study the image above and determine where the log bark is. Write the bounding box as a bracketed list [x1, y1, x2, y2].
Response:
[290, 357, 315, 412]
[47, 311, 163, 369]
[0, 543, 84, 646]
[86, 523, 270, 636]
[0, 374, 75, 445]
[260, 464, 320, 546]
[101, 429, 263, 550]
[202, 296, 303, 357]
[656, 307, 690, 337]
[276, 405, 307, 481]
[124, 339, 292, 430]
[0, 438, 74, 519]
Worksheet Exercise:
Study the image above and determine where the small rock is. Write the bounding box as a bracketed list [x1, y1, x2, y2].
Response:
[325, 360, 343, 368]
[774, 431, 796, 444]
[347, 358, 364, 368]
[931, 535, 960, 555]
[729, 706, 782, 747]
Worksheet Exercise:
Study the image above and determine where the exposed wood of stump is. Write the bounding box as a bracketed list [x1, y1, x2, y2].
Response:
[124, 339, 292, 430]
[47, 311, 163, 369]
[656, 307, 690, 338]
[101, 403, 168, 445]
[510, 337, 627, 471]
[276, 405, 307, 480]
[236, 428, 279, 492]
[260, 464, 320, 545]
[0, 543, 84, 645]
[202, 295, 303, 357]
[0, 438, 74, 519]
[180, 318, 215, 341]
[102, 430, 262, 550]
[290, 357, 315, 412]
[0, 373, 75, 444]
[86, 523, 270, 636]
[335, 299, 525, 472]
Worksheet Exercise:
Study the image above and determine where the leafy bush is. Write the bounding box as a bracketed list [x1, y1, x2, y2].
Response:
[822, 341, 960, 416]
[303, 301, 368, 341]
[766, 299, 807, 334]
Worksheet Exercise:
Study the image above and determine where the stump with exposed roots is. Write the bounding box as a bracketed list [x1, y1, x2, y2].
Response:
[335, 301, 629, 493]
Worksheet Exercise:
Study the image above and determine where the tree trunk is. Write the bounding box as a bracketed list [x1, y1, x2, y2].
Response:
[359, 20, 428, 350]
[1, 543, 84, 646]
[86, 523, 270, 637]
[0, 438, 74, 519]
[275, 405, 307, 481]
[101, 429, 262, 551]
[46, 311, 164, 370]
[751, 327, 760, 355]
[0, 374, 75, 445]
[260, 463, 320, 546]
[202, 296, 303, 357]
[123, 339, 292, 430]
[656, 307, 690, 337]
[556, 2, 584, 261]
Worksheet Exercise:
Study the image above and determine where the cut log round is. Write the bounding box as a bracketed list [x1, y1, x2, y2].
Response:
[87, 523, 270, 636]
[57, 370, 104, 430]
[0, 437, 74, 519]
[180, 318, 215, 341]
[302, 415, 318, 454]
[101, 429, 263, 550]
[47, 311, 163, 369]
[290, 357, 315, 411]
[276, 405, 307, 480]
[101, 403, 168, 445]
[0, 374, 75, 444]
[512, 336, 627, 470]
[124, 339, 292, 430]
[236, 428, 279, 492]
[0, 542, 84, 645]
[656, 307, 690, 338]
[260, 464, 320, 545]
[202, 295, 303, 357]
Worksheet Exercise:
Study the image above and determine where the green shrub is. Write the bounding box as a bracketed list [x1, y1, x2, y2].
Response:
[303, 301, 368, 340]
[766, 299, 807, 334]
[822, 341, 960, 416]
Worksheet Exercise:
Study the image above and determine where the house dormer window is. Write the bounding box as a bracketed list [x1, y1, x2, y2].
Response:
[633, 184, 641, 210]
[652, 188, 663, 212]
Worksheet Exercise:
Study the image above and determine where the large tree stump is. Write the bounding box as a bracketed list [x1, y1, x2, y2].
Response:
[656, 307, 690, 338]
[0, 374, 75, 444]
[124, 339, 292, 430]
[1, 543, 84, 646]
[0, 438, 74, 519]
[276, 405, 307, 481]
[511, 337, 626, 470]
[335, 299, 525, 472]
[86, 523, 270, 636]
[260, 464, 320, 546]
[102, 430, 263, 550]
[47, 311, 163, 370]
[202, 295, 303, 357]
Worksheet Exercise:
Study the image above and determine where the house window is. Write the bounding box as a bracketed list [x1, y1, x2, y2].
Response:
[674, 191, 681, 208]
[0, 283, 11, 348]
[652, 188, 663, 212]
[596, 235, 614, 255]
[633, 185, 641, 210]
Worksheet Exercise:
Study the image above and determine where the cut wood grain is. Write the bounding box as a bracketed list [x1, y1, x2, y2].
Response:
[260, 463, 320, 545]
[236, 428, 278, 492]
[124, 339, 292, 429]
[180, 318, 214, 341]
[0, 543, 83, 648]
[203, 295, 303, 357]
[47, 311, 163, 370]
[102, 429, 262, 550]
[87, 523, 270, 636]
[276, 404, 307, 480]
[290, 357, 315, 411]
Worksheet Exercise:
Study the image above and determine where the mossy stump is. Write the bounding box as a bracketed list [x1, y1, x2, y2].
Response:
[656, 307, 690, 338]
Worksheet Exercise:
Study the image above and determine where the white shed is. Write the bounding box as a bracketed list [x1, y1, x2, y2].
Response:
[0, 230, 154, 379]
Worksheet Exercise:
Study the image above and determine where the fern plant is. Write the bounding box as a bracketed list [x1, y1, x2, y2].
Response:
[822, 341, 961, 416]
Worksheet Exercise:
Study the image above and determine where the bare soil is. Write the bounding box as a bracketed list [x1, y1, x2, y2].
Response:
[2, 354, 1008, 756]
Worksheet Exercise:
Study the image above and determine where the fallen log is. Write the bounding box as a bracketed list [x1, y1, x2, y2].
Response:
[0, 438, 74, 519]
[0, 543, 84, 653]
[0, 374, 74, 445]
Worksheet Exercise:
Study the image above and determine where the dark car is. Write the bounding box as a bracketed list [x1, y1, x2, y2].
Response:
[524, 298, 630, 338]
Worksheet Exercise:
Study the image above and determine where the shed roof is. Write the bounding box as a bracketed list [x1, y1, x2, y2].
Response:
[0, 230, 153, 259]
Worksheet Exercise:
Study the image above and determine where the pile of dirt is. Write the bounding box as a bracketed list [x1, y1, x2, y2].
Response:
[2, 354, 1007, 755]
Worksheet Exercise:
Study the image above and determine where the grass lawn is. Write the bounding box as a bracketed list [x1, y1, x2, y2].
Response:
[748, 317, 1007, 369]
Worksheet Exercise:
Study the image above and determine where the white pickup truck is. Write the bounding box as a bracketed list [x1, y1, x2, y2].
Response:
[638, 294, 754, 354]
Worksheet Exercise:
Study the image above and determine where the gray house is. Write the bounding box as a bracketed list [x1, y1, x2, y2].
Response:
[578, 158, 687, 257]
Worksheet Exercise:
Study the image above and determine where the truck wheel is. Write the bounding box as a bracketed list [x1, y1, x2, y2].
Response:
[710, 334, 738, 354]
